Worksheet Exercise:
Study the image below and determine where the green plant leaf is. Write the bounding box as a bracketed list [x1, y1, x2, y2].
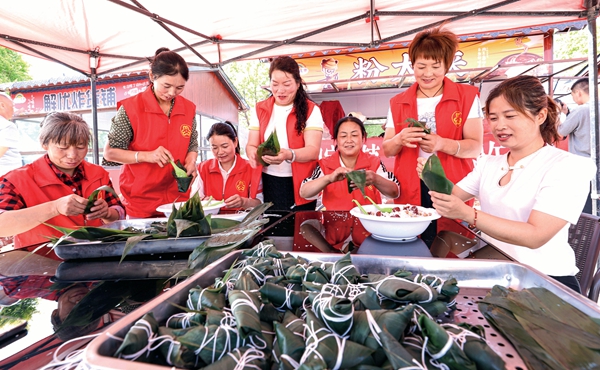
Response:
[422, 154, 454, 195]
[84, 185, 118, 214]
[406, 117, 431, 134]
[256, 129, 280, 167]
[345, 169, 367, 195]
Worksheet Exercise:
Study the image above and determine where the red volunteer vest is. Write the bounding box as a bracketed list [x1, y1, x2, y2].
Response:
[118, 87, 196, 218]
[389, 77, 479, 205]
[319, 151, 382, 211]
[198, 154, 259, 211]
[5, 156, 110, 249]
[253, 96, 318, 206]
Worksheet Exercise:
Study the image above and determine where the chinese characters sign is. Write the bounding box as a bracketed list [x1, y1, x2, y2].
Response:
[12, 77, 148, 117]
[296, 36, 545, 92]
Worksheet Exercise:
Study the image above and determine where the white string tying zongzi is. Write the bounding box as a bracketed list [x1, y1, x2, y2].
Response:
[187, 287, 211, 311]
[271, 258, 285, 276]
[279, 354, 301, 368]
[440, 323, 485, 351]
[365, 309, 383, 347]
[369, 275, 435, 304]
[330, 264, 356, 285]
[415, 273, 457, 308]
[38, 333, 100, 370]
[228, 347, 266, 370]
[274, 286, 295, 311]
[241, 265, 267, 285]
[300, 321, 347, 369]
[193, 324, 241, 364]
[166, 312, 196, 329]
[312, 291, 354, 337]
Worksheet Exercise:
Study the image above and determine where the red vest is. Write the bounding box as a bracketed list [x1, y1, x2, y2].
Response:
[254, 96, 318, 206]
[5, 156, 110, 249]
[198, 154, 260, 211]
[118, 87, 197, 218]
[319, 151, 382, 211]
[389, 77, 479, 205]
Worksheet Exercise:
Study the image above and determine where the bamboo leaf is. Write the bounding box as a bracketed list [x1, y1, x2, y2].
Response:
[256, 129, 280, 167]
[345, 169, 367, 195]
[119, 234, 153, 264]
[422, 154, 454, 195]
[84, 185, 118, 214]
[406, 117, 431, 134]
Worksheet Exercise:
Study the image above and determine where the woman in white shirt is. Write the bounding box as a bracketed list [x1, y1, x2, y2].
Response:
[246, 56, 323, 211]
[420, 75, 595, 293]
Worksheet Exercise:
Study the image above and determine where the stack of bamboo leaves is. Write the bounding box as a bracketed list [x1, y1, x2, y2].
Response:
[46, 197, 272, 266]
[479, 285, 600, 369]
[113, 242, 507, 369]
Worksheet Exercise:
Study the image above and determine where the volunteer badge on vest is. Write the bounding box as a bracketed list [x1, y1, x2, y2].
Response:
[180, 124, 192, 138]
[236, 180, 246, 192]
[451, 111, 463, 127]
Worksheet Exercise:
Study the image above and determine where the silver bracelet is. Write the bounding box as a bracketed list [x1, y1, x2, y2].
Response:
[134, 151, 140, 163]
[454, 141, 460, 156]
[285, 148, 296, 163]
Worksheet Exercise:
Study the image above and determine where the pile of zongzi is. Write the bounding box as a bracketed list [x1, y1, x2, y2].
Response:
[113, 243, 507, 369]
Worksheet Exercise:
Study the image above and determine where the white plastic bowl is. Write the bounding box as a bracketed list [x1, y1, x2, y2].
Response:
[350, 204, 441, 242]
[156, 200, 225, 218]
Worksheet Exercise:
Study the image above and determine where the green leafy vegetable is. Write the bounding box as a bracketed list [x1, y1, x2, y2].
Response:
[422, 154, 454, 195]
[84, 185, 118, 214]
[256, 129, 280, 166]
[406, 117, 431, 134]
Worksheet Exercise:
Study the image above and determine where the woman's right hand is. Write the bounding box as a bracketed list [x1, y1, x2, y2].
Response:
[246, 145, 258, 168]
[328, 167, 349, 184]
[416, 157, 427, 178]
[147, 146, 174, 167]
[53, 194, 87, 216]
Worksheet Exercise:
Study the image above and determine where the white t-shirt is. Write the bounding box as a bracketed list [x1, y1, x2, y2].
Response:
[385, 95, 483, 158]
[457, 146, 596, 276]
[0, 117, 22, 176]
[249, 103, 324, 177]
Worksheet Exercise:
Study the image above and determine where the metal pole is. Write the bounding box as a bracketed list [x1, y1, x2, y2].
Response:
[587, 8, 599, 216]
[90, 54, 100, 164]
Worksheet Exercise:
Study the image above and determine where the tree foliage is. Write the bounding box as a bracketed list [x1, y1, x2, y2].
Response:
[554, 28, 600, 67]
[0, 298, 39, 328]
[223, 60, 270, 127]
[0, 47, 31, 83]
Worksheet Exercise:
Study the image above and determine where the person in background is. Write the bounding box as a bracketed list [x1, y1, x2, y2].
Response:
[0, 112, 124, 249]
[191, 121, 263, 211]
[554, 97, 570, 121]
[557, 78, 593, 214]
[421, 75, 595, 293]
[246, 56, 324, 211]
[0, 93, 22, 176]
[103, 47, 198, 218]
[382, 25, 483, 246]
[300, 116, 400, 211]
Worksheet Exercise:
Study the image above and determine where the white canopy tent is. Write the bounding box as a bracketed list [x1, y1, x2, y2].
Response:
[0, 0, 598, 211]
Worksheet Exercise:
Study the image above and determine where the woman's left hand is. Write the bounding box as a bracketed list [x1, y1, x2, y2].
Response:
[363, 170, 378, 187]
[86, 199, 111, 220]
[429, 191, 469, 220]
[262, 148, 291, 166]
[420, 133, 444, 153]
[224, 194, 244, 209]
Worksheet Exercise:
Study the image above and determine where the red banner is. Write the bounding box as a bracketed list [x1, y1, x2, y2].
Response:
[11, 77, 148, 117]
